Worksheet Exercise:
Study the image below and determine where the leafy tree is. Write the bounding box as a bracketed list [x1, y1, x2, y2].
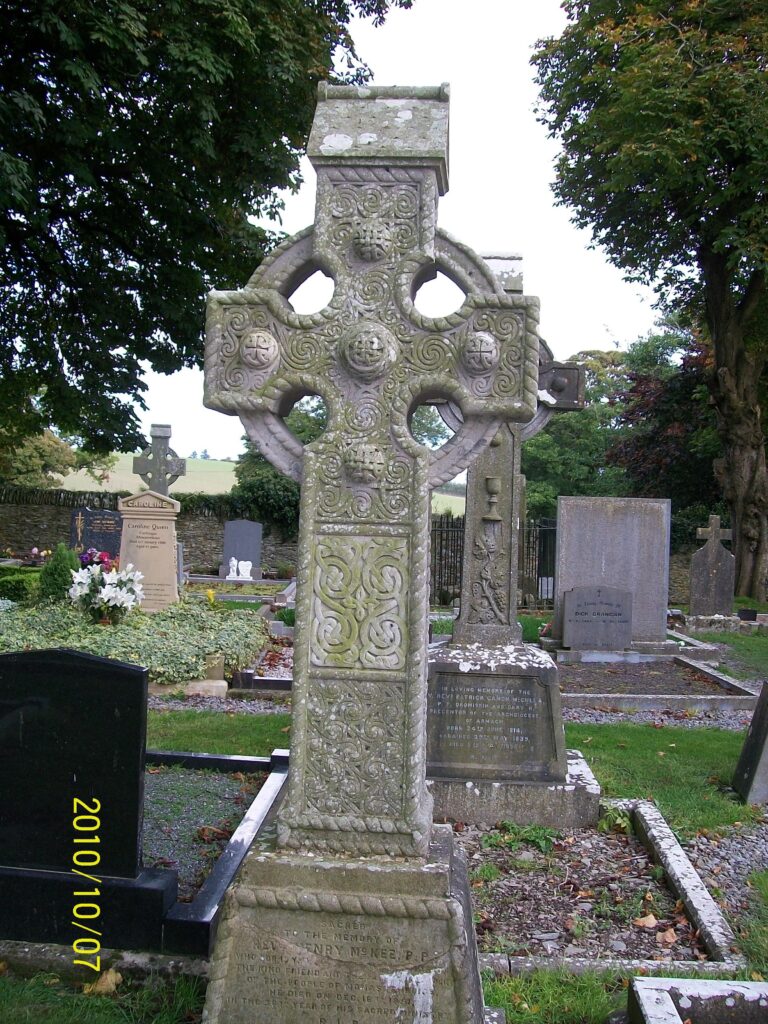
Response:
[0, 430, 115, 488]
[522, 349, 631, 518]
[607, 331, 724, 515]
[533, 1, 768, 598]
[0, 0, 411, 452]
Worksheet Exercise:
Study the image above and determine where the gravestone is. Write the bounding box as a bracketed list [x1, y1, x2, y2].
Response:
[70, 507, 122, 558]
[733, 680, 768, 805]
[118, 491, 180, 611]
[562, 586, 633, 651]
[689, 515, 735, 617]
[0, 649, 176, 948]
[132, 423, 186, 496]
[218, 519, 262, 579]
[203, 82, 539, 1024]
[553, 496, 674, 652]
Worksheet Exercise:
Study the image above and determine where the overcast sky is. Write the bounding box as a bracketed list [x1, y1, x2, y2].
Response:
[139, 0, 658, 459]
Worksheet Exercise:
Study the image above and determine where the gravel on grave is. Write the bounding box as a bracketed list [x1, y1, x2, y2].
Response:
[557, 660, 737, 695]
[142, 764, 267, 901]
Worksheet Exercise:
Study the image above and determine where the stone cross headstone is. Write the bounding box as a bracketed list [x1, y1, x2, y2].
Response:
[689, 514, 735, 617]
[734, 681, 768, 805]
[132, 424, 186, 496]
[203, 82, 539, 1024]
[442, 273, 584, 645]
[70, 507, 122, 559]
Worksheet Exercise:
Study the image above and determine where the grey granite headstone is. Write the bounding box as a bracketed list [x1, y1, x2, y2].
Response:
[734, 681, 768, 805]
[202, 82, 540, 1023]
[70, 507, 122, 558]
[554, 497, 671, 644]
[218, 519, 262, 579]
[562, 586, 633, 650]
[689, 515, 734, 617]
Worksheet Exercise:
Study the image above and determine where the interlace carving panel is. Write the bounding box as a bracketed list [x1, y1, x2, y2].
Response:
[310, 535, 408, 670]
[304, 679, 405, 817]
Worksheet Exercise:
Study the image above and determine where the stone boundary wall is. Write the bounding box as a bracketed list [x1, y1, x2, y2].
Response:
[0, 502, 299, 574]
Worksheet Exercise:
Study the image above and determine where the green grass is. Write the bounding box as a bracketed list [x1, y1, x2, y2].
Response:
[519, 613, 549, 643]
[0, 972, 204, 1024]
[697, 630, 768, 679]
[147, 709, 291, 755]
[739, 869, 768, 972]
[483, 968, 627, 1024]
[734, 595, 768, 614]
[565, 721, 760, 837]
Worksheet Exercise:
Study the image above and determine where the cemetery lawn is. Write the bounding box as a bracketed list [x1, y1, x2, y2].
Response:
[696, 630, 768, 680]
[0, 602, 268, 684]
[0, 972, 204, 1024]
[147, 708, 291, 753]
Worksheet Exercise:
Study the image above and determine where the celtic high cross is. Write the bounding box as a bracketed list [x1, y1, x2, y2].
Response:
[132, 423, 186, 496]
[205, 84, 540, 859]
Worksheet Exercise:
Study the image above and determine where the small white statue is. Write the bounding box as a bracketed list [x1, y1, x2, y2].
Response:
[238, 560, 253, 581]
[226, 556, 238, 580]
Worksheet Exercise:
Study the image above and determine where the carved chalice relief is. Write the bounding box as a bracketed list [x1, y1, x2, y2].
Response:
[339, 321, 398, 383]
[461, 331, 500, 375]
[240, 328, 279, 372]
[468, 475, 506, 624]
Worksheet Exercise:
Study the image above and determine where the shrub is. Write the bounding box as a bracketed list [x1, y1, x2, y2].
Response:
[0, 573, 38, 603]
[38, 543, 80, 601]
[274, 607, 295, 626]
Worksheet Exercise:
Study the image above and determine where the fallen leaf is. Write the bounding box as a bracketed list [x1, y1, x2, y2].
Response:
[633, 913, 658, 929]
[281, 726, 290, 733]
[656, 927, 677, 947]
[0, 962, 7, 976]
[83, 969, 122, 995]
[750, 971, 764, 981]
[657, 751, 666, 757]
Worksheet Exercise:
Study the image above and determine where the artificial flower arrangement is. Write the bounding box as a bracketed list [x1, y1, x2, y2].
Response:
[68, 555, 145, 625]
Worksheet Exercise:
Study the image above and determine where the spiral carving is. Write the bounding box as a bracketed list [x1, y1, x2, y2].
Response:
[238, 888, 453, 920]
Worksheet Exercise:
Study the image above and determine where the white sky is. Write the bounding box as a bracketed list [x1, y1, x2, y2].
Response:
[139, 0, 658, 459]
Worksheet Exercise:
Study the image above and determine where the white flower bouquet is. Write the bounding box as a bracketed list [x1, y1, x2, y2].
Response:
[68, 563, 145, 624]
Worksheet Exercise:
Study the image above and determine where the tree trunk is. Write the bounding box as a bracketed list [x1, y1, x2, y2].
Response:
[703, 255, 768, 602]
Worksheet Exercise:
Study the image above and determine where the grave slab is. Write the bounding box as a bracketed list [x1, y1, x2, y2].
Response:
[628, 977, 768, 1024]
[554, 496, 673, 646]
[733, 680, 768, 804]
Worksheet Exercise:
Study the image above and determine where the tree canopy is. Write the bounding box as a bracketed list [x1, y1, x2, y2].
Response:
[533, 0, 768, 597]
[0, 0, 411, 451]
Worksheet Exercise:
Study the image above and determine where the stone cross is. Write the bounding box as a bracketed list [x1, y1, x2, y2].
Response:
[132, 424, 186, 495]
[441, 260, 585, 645]
[690, 513, 735, 617]
[697, 514, 732, 545]
[203, 83, 540, 1024]
[206, 84, 539, 861]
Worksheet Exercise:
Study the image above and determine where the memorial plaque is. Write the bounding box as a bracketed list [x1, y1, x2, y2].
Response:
[0, 648, 147, 878]
[118, 491, 180, 611]
[70, 507, 122, 558]
[427, 669, 564, 780]
[562, 586, 633, 651]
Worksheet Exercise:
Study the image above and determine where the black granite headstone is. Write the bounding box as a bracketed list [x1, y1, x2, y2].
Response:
[70, 508, 123, 559]
[0, 648, 146, 878]
[218, 518, 263, 578]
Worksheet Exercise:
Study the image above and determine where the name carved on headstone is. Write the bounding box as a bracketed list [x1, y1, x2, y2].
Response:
[562, 585, 633, 651]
